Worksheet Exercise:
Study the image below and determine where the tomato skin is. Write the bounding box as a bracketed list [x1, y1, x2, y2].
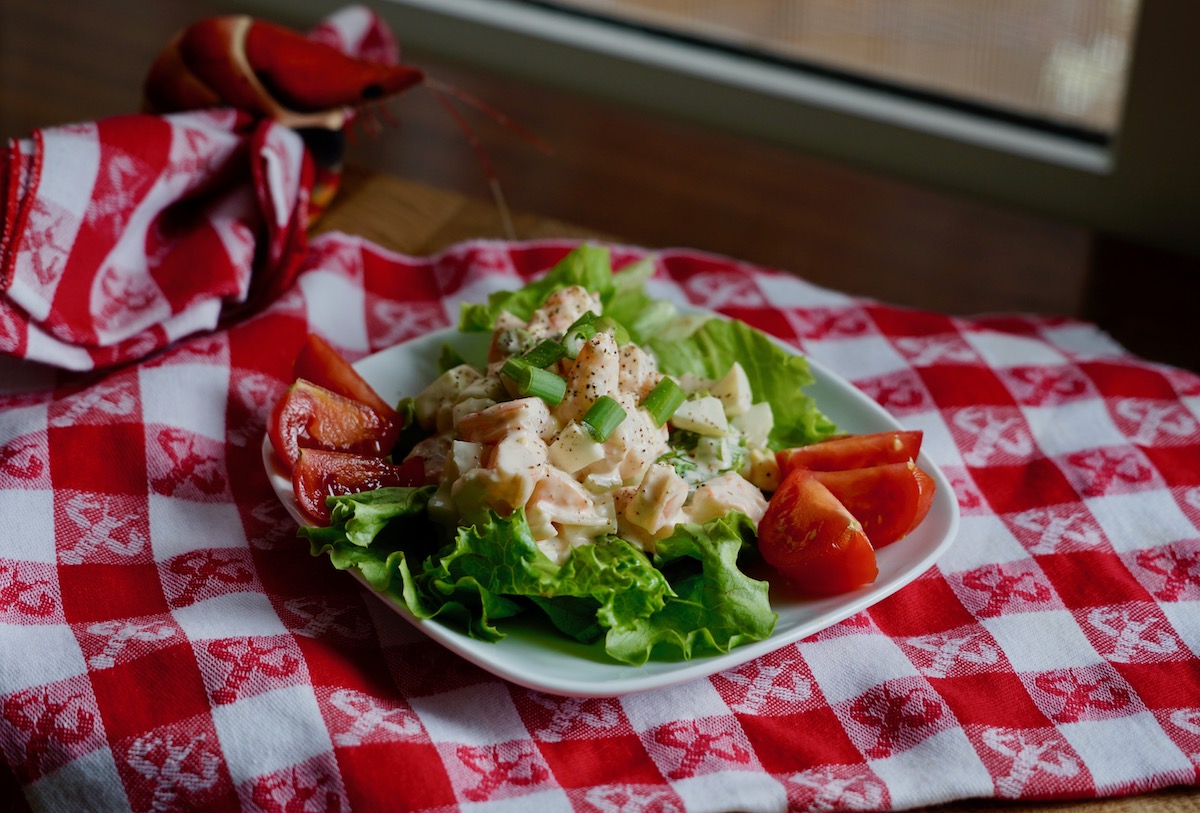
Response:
[268, 379, 397, 470]
[777, 430, 923, 474]
[293, 333, 398, 422]
[812, 461, 924, 548]
[757, 468, 878, 596]
[294, 449, 427, 523]
[908, 464, 937, 535]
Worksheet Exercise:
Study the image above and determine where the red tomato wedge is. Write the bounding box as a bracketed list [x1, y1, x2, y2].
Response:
[777, 430, 923, 474]
[269, 379, 398, 470]
[910, 464, 937, 536]
[293, 333, 398, 422]
[756, 468, 878, 596]
[812, 461, 936, 548]
[294, 449, 427, 523]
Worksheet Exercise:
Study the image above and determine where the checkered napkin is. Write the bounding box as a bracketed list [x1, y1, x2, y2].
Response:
[0, 6, 395, 372]
[1, 236, 1198, 813]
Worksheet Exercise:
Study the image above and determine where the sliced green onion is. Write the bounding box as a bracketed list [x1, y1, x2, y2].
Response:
[562, 313, 634, 357]
[565, 311, 600, 333]
[562, 331, 592, 360]
[563, 331, 596, 359]
[641, 377, 686, 427]
[519, 367, 567, 405]
[582, 395, 626, 442]
[562, 312, 600, 358]
[501, 357, 566, 406]
[521, 339, 566, 369]
[500, 357, 529, 381]
[595, 316, 631, 347]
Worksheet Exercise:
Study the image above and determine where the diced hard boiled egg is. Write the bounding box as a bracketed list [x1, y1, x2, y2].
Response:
[742, 447, 780, 491]
[414, 364, 481, 429]
[675, 372, 711, 394]
[710, 362, 752, 417]
[732, 401, 774, 449]
[459, 374, 507, 402]
[623, 463, 687, 535]
[583, 469, 624, 493]
[670, 396, 728, 437]
[448, 440, 484, 480]
[548, 421, 607, 473]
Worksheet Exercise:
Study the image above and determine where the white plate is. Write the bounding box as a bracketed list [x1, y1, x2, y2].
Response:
[263, 326, 960, 697]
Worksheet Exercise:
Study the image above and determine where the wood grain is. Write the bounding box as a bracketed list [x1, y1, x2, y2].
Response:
[341, 60, 1098, 318]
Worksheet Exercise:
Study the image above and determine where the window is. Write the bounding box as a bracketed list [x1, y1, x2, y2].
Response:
[249, 0, 1200, 256]
[534, 0, 1139, 139]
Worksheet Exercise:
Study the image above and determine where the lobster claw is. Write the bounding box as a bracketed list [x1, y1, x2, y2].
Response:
[143, 12, 424, 220]
[142, 15, 424, 131]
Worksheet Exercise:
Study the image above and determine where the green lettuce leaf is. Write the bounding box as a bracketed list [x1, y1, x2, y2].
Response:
[459, 244, 615, 332]
[438, 343, 468, 373]
[301, 485, 436, 591]
[545, 536, 672, 643]
[456, 245, 680, 346]
[455, 244, 832, 450]
[301, 489, 772, 663]
[604, 512, 777, 665]
[415, 511, 677, 650]
[412, 509, 558, 640]
[647, 316, 837, 450]
[302, 487, 521, 640]
[603, 257, 680, 344]
[303, 486, 435, 550]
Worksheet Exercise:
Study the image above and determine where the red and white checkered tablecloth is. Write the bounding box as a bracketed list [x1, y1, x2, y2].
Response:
[1, 235, 1198, 812]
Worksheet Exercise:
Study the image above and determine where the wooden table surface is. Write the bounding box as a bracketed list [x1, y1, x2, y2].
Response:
[1, 0, 1198, 810]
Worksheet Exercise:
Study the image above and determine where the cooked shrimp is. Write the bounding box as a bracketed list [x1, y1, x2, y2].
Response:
[686, 471, 769, 525]
[488, 312, 529, 363]
[621, 463, 688, 536]
[414, 364, 483, 432]
[453, 428, 547, 519]
[555, 331, 619, 425]
[525, 285, 602, 339]
[527, 467, 617, 543]
[617, 344, 663, 400]
[583, 391, 669, 485]
[457, 396, 559, 443]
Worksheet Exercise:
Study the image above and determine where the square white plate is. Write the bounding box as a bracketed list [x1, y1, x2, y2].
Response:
[263, 326, 960, 697]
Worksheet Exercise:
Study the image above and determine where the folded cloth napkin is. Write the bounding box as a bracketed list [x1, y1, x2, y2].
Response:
[0, 5, 403, 372]
[0, 235, 1197, 813]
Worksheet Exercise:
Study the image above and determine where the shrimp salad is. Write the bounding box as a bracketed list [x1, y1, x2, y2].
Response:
[302, 246, 837, 664]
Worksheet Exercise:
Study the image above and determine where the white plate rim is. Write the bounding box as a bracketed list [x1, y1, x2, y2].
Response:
[263, 322, 960, 697]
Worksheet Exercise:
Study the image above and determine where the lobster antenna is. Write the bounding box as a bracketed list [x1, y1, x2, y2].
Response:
[425, 78, 555, 156]
[345, 94, 406, 143]
[488, 176, 517, 245]
[375, 102, 402, 130]
[357, 106, 384, 139]
[426, 82, 518, 241]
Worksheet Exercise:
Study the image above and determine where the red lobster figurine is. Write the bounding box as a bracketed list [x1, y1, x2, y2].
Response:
[141, 7, 424, 217]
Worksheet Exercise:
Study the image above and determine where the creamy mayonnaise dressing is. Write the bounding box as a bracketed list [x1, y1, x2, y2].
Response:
[407, 285, 778, 564]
